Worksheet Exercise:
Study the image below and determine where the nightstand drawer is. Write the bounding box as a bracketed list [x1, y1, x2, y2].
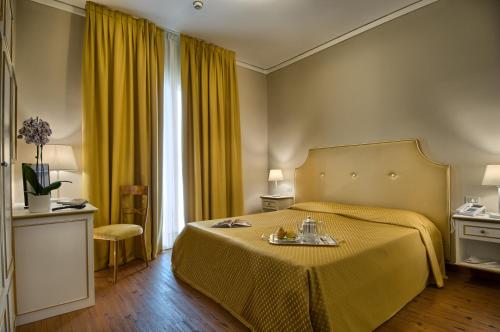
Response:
[263, 200, 278, 208]
[260, 196, 294, 212]
[464, 225, 500, 240]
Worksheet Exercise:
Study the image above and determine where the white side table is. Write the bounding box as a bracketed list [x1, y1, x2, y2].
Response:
[452, 213, 500, 274]
[12, 203, 98, 326]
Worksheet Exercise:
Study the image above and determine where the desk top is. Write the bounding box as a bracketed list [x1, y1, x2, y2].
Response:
[12, 203, 98, 220]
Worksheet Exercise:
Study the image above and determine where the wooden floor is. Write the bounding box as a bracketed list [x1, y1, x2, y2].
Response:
[17, 251, 500, 332]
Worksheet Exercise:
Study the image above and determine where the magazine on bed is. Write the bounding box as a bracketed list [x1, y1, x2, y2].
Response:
[212, 218, 252, 228]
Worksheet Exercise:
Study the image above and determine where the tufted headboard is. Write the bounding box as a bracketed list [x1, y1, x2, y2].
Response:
[294, 139, 451, 259]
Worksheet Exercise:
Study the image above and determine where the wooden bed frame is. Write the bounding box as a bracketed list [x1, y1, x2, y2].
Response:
[295, 139, 451, 259]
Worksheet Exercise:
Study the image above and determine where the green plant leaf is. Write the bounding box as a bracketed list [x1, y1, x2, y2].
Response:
[22, 164, 43, 195]
[39, 181, 72, 195]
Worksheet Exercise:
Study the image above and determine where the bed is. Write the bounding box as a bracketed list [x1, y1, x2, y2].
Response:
[172, 140, 450, 332]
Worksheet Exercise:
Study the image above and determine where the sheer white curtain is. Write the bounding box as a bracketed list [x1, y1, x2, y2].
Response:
[162, 31, 184, 249]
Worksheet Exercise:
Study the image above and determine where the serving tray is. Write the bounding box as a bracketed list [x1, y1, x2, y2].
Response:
[269, 234, 338, 246]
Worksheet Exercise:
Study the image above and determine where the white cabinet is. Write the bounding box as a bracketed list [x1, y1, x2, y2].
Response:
[452, 214, 500, 274]
[12, 204, 97, 326]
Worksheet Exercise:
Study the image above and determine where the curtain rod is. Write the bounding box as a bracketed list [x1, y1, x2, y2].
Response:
[31, 0, 179, 35]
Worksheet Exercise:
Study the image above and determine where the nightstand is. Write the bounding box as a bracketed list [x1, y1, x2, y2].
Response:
[260, 195, 294, 212]
[452, 214, 500, 274]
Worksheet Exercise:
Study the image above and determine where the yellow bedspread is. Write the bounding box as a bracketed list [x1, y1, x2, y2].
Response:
[172, 202, 445, 332]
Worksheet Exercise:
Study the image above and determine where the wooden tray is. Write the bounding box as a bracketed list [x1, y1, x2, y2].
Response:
[268, 234, 338, 246]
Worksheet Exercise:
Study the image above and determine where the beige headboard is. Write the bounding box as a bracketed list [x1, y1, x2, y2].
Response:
[295, 139, 451, 259]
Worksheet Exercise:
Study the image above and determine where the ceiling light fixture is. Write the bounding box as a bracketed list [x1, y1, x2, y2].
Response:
[193, 0, 203, 10]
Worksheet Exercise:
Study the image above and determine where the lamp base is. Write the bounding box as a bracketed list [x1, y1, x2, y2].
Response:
[274, 181, 280, 196]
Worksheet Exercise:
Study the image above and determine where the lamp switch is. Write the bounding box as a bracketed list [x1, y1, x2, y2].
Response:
[465, 196, 481, 204]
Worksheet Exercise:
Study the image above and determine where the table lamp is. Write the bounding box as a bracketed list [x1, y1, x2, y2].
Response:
[482, 165, 500, 218]
[268, 169, 284, 196]
[43, 144, 78, 199]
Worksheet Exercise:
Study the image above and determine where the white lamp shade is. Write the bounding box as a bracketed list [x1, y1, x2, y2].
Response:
[482, 165, 500, 186]
[43, 145, 78, 171]
[268, 169, 284, 182]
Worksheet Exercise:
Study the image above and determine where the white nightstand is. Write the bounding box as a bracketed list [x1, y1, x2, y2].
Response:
[260, 195, 294, 212]
[452, 214, 500, 274]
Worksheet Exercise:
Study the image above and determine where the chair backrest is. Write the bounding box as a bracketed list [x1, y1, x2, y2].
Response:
[119, 185, 149, 229]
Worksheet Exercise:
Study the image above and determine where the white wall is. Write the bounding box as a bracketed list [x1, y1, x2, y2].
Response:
[238, 67, 268, 213]
[14, 0, 84, 203]
[266, 0, 500, 212]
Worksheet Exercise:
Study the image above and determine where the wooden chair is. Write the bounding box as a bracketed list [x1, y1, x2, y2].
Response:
[93, 185, 149, 283]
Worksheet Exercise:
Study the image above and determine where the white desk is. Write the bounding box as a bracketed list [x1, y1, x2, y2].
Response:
[12, 204, 97, 326]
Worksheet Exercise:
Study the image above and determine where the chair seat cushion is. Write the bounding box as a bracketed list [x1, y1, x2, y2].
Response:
[93, 224, 143, 241]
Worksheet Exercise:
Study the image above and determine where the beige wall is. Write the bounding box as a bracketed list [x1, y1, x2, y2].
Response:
[267, 0, 500, 212]
[17, 0, 498, 216]
[14, 0, 269, 213]
[14, 0, 84, 203]
[238, 67, 268, 213]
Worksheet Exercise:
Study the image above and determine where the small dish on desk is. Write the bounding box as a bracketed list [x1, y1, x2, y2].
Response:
[57, 199, 88, 206]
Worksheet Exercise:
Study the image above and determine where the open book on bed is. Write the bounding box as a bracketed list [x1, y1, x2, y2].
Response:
[212, 219, 252, 228]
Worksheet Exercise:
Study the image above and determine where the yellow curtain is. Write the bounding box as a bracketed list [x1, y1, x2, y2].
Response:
[82, 2, 164, 270]
[181, 35, 243, 221]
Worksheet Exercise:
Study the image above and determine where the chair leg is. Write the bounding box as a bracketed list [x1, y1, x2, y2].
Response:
[141, 234, 149, 267]
[121, 240, 127, 265]
[113, 241, 118, 284]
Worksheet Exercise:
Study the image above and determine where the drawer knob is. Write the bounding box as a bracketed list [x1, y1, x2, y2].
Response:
[480, 229, 486, 234]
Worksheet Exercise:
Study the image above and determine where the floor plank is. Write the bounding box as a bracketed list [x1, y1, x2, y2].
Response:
[17, 252, 500, 331]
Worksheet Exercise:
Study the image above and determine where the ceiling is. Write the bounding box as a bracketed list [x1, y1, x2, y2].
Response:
[62, 0, 434, 72]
